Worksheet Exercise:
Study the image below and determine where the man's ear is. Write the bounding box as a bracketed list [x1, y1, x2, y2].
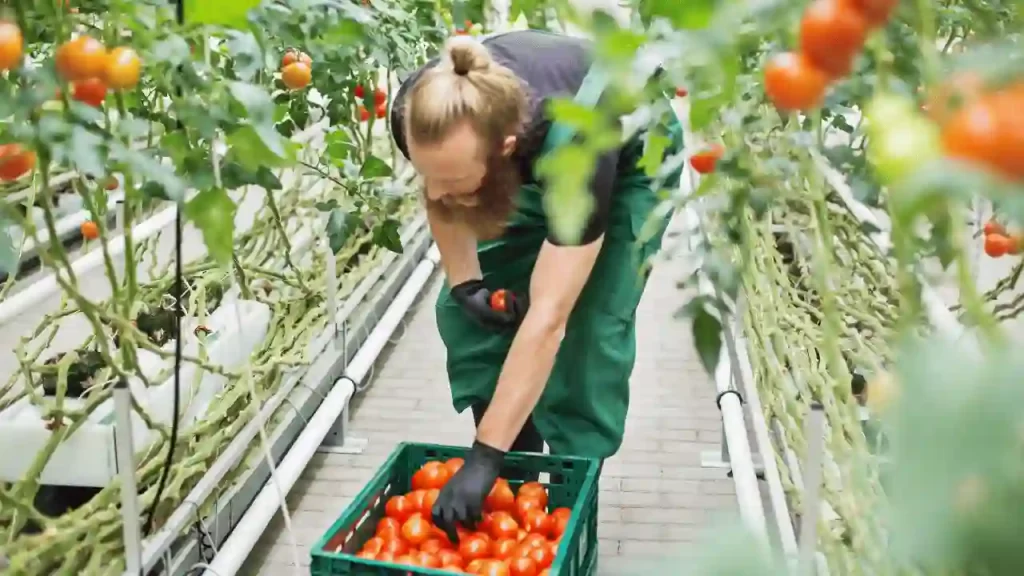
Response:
[501, 135, 517, 157]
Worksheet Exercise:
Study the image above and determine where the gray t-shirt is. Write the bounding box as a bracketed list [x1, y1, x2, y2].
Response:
[390, 30, 618, 246]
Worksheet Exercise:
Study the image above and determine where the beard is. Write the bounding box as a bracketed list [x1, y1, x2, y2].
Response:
[425, 154, 523, 241]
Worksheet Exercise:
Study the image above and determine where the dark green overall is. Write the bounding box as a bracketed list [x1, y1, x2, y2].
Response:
[435, 67, 684, 459]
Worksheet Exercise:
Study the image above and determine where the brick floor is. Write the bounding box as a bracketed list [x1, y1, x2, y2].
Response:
[243, 216, 740, 575]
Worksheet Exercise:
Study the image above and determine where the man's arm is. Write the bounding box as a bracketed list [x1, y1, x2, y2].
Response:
[475, 236, 602, 450]
[474, 148, 618, 451]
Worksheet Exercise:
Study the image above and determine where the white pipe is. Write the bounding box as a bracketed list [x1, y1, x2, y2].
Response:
[710, 312, 768, 538]
[797, 404, 826, 575]
[202, 245, 439, 576]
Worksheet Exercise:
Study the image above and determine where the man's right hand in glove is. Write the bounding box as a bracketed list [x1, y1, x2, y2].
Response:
[450, 280, 528, 330]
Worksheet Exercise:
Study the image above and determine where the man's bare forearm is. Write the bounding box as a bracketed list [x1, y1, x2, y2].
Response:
[427, 205, 482, 286]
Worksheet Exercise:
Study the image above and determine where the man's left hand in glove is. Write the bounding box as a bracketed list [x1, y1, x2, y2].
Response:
[431, 440, 505, 544]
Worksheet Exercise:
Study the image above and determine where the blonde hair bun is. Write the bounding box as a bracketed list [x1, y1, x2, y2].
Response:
[444, 35, 492, 76]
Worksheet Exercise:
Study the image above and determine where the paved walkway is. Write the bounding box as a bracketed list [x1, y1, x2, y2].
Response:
[246, 217, 739, 575]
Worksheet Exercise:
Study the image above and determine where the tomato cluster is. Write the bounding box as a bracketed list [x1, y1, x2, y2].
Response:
[982, 220, 1022, 259]
[281, 49, 312, 90]
[355, 84, 388, 122]
[353, 458, 567, 575]
[54, 35, 141, 108]
[765, 0, 897, 111]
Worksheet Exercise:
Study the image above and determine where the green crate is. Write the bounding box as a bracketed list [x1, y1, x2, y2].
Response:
[310, 442, 601, 576]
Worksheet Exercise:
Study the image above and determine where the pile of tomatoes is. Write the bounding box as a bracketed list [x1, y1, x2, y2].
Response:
[281, 49, 312, 91]
[350, 458, 570, 575]
[355, 84, 388, 122]
[764, 0, 897, 111]
[982, 220, 1022, 259]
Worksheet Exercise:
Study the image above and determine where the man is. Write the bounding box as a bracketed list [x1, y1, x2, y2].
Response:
[389, 29, 683, 541]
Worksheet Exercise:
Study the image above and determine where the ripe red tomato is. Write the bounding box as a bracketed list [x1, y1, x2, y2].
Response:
[527, 545, 554, 569]
[517, 483, 547, 507]
[941, 97, 1004, 174]
[423, 488, 441, 514]
[395, 553, 417, 565]
[764, 52, 828, 112]
[376, 550, 396, 562]
[104, 46, 141, 90]
[492, 537, 518, 560]
[361, 536, 385, 555]
[509, 556, 539, 576]
[690, 143, 725, 174]
[55, 35, 107, 81]
[458, 534, 491, 562]
[374, 88, 387, 106]
[985, 234, 1013, 258]
[376, 517, 402, 540]
[406, 489, 427, 512]
[515, 496, 543, 523]
[522, 509, 552, 538]
[402, 513, 432, 546]
[380, 537, 409, 555]
[489, 511, 519, 540]
[385, 495, 413, 521]
[421, 537, 449, 554]
[72, 77, 108, 107]
[0, 21, 23, 71]
[437, 548, 464, 568]
[355, 549, 376, 560]
[486, 479, 516, 512]
[537, 570, 550, 576]
[375, 102, 387, 118]
[674, 86, 688, 98]
[799, 0, 868, 77]
[850, 0, 898, 26]
[522, 533, 547, 550]
[445, 458, 465, 475]
[925, 72, 983, 126]
[983, 220, 1005, 236]
[354, 85, 365, 98]
[417, 462, 452, 490]
[479, 560, 511, 576]
[359, 105, 370, 122]
[466, 559, 486, 574]
[415, 550, 442, 568]
[489, 289, 508, 312]
[0, 144, 35, 181]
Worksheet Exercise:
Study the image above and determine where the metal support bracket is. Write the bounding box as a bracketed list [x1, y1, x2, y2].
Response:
[317, 376, 367, 454]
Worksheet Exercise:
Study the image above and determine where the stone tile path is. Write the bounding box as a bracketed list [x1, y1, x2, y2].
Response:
[245, 217, 741, 575]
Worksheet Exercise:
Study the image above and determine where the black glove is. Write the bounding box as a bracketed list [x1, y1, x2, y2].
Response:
[450, 280, 528, 330]
[431, 440, 505, 544]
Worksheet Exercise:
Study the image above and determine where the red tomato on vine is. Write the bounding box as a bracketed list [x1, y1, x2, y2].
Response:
[104, 47, 142, 90]
[282, 62, 312, 90]
[764, 52, 828, 111]
[55, 35, 107, 82]
[984, 234, 1013, 258]
[850, 0, 899, 26]
[0, 21, 23, 71]
[799, 0, 868, 77]
[72, 78, 108, 107]
[690, 143, 725, 174]
[0, 144, 35, 182]
[983, 220, 1005, 236]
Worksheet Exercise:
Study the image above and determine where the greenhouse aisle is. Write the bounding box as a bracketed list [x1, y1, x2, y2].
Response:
[245, 216, 740, 575]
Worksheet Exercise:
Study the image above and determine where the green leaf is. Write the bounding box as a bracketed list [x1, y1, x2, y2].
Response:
[372, 218, 403, 254]
[0, 216, 23, 276]
[228, 82, 274, 124]
[359, 154, 393, 178]
[691, 305, 722, 376]
[185, 189, 237, 266]
[639, 129, 670, 178]
[226, 125, 297, 172]
[224, 31, 264, 82]
[325, 208, 360, 254]
[640, 0, 719, 29]
[183, 0, 261, 29]
[67, 125, 105, 177]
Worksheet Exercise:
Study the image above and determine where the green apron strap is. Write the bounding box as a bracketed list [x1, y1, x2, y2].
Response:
[539, 64, 610, 155]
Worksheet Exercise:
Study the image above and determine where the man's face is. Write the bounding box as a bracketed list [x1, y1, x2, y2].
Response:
[408, 121, 522, 239]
